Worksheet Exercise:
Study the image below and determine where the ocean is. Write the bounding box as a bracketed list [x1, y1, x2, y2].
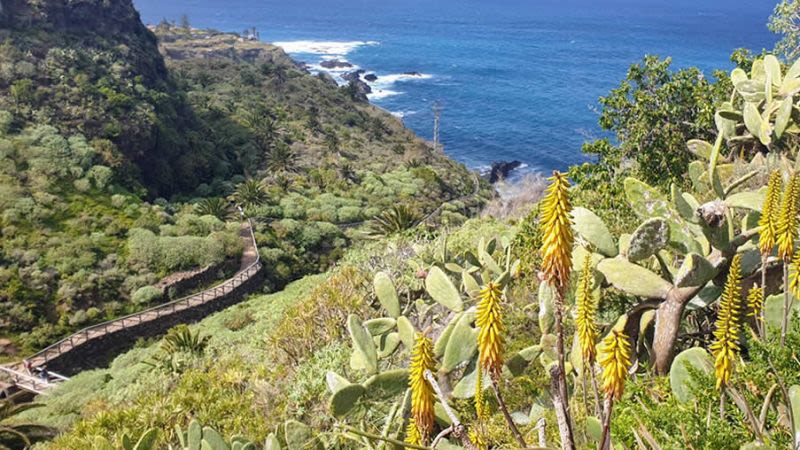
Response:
[134, 0, 777, 176]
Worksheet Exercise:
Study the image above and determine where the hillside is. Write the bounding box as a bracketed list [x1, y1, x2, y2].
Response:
[5, 2, 800, 450]
[0, 1, 487, 358]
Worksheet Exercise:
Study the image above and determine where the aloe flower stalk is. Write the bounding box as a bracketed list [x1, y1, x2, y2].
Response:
[777, 174, 800, 345]
[758, 171, 782, 256]
[597, 328, 631, 450]
[476, 282, 505, 380]
[404, 418, 422, 447]
[747, 284, 764, 338]
[575, 254, 598, 365]
[540, 171, 574, 296]
[710, 254, 742, 390]
[408, 333, 436, 444]
[538, 170, 575, 450]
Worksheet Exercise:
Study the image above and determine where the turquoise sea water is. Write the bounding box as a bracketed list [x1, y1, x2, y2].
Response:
[135, 0, 776, 175]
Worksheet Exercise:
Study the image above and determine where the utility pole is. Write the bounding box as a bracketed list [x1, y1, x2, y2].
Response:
[432, 101, 442, 153]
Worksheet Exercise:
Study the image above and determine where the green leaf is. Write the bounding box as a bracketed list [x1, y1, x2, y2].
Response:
[775, 96, 793, 139]
[434, 312, 463, 356]
[325, 372, 352, 396]
[452, 363, 490, 398]
[396, 315, 415, 349]
[765, 54, 782, 87]
[133, 429, 158, 450]
[670, 347, 713, 403]
[329, 384, 365, 417]
[789, 385, 800, 438]
[373, 272, 401, 318]
[375, 332, 401, 358]
[284, 420, 314, 450]
[364, 318, 396, 336]
[571, 207, 617, 257]
[425, 266, 463, 311]
[265, 434, 282, 450]
[461, 271, 480, 296]
[724, 190, 765, 212]
[442, 311, 478, 372]
[628, 218, 669, 262]
[686, 139, 712, 159]
[188, 420, 203, 450]
[586, 417, 603, 442]
[743, 102, 763, 139]
[731, 67, 748, 85]
[674, 253, 716, 288]
[597, 258, 672, 299]
[201, 427, 228, 450]
[363, 369, 409, 398]
[347, 314, 378, 374]
[736, 80, 766, 103]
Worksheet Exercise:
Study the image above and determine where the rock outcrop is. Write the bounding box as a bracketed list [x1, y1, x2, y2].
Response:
[487, 160, 522, 183]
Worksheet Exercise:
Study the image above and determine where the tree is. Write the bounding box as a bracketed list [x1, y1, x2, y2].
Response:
[770, 0, 800, 61]
[573, 56, 729, 188]
[194, 197, 232, 221]
[231, 179, 269, 209]
[266, 142, 298, 173]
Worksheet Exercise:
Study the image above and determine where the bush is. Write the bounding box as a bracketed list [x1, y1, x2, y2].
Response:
[131, 285, 163, 305]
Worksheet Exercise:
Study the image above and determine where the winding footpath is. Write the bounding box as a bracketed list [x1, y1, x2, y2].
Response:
[0, 221, 261, 395]
[0, 176, 482, 395]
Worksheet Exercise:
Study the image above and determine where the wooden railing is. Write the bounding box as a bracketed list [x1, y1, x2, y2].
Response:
[6, 220, 261, 390]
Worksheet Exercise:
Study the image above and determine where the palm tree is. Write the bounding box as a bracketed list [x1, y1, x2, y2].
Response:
[194, 197, 232, 221]
[231, 179, 269, 209]
[266, 143, 298, 173]
[0, 391, 55, 448]
[366, 205, 421, 237]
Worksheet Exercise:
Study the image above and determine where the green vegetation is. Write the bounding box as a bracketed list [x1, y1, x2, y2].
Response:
[4, 1, 800, 449]
[0, 6, 485, 355]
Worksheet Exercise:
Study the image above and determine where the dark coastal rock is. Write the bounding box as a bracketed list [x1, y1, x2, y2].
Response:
[341, 69, 371, 101]
[320, 59, 353, 69]
[404, 71, 422, 77]
[364, 73, 378, 82]
[341, 69, 365, 82]
[487, 160, 522, 183]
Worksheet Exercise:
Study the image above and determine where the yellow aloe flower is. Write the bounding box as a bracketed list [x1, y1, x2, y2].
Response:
[776, 174, 800, 261]
[469, 422, 489, 450]
[409, 332, 436, 443]
[476, 282, 505, 378]
[405, 418, 422, 446]
[598, 329, 631, 400]
[709, 254, 742, 390]
[575, 253, 598, 364]
[539, 170, 574, 296]
[758, 171, 783, 256]
[747, 284, 764, 320]
[791, 252, 800, 299]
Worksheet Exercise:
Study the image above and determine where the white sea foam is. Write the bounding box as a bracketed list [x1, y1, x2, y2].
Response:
[306, 63, 362, 74]
[390, 110, 418, 118]
[368, 73, 433, 85]
[272, 40, 379, 56]
[368, 89, 402, 100]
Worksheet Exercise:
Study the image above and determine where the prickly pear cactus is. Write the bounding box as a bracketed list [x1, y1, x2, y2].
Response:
[627, 218, 669, 262]
[329, 384, 366, 417]
[425, 266, 464, 312]
[374, 271, 401, 318]
[347, 314, 378, 374]
[571, 207, 617, 257]
[669, 347, 713, 403]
